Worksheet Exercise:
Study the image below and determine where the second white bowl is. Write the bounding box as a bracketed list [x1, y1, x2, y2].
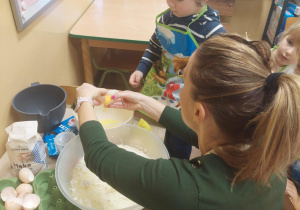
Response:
[73, 104, 134, 129]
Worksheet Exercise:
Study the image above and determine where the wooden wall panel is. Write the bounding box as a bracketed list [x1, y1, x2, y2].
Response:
[207, 0, 236, 17]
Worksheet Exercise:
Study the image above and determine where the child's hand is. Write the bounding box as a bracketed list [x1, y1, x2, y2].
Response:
[129, 71, 143, 88]
[285, 179, 300, 209]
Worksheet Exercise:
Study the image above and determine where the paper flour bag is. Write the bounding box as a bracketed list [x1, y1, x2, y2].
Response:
[5, 121, 47, 176]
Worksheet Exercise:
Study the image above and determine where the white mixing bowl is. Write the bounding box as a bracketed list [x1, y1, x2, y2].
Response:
[55, 124, 169, 210]
[73, 104, 134, 129]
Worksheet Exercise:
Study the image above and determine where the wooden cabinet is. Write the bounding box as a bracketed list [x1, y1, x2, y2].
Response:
[207, 0, 236, 32]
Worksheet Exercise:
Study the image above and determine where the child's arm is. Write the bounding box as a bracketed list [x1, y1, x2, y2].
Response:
[136, 32, 162, 75]
[129, 30, 162, 88]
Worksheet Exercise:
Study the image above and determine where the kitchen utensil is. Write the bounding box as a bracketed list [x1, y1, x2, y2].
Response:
[54, 132, 76, 153]
[73, 104, 134, 129]
[12, 82, 66, 133]
[55, 124, 169, 210]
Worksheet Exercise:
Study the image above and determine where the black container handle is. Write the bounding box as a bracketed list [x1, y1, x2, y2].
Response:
[31, 82, 40, 87]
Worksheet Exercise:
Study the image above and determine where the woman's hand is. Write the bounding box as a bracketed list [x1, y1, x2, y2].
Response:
[76, 83, 108, 126]
[285, 179, 300, 209]
[109, 90, 166, 122]
[76, 83, 107, 106]
[108, 91, 144, 111]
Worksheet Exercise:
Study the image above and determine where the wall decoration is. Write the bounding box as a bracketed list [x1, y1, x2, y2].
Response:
[10, 0, 56, 31]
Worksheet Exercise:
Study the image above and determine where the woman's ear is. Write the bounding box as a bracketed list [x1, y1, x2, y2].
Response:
[193, 102, 206, 123]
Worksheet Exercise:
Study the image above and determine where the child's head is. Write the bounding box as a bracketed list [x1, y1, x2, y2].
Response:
[167, 0, 208, 17]
[274, 20, 300, 67]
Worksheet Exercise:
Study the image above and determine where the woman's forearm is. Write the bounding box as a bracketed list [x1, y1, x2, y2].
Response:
[138, 95, 166, 122]
[77, 102, 98, 127]
[110, 91, 166, 122]
[75, 83, 108, 126]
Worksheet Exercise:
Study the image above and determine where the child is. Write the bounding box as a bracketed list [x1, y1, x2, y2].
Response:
[272, 19, 300, 74]
[129, 0, 226, 160]
[129, 0, 225, 89]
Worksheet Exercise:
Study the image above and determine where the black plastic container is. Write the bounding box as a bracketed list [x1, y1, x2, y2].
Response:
[12, 82, 66, 133]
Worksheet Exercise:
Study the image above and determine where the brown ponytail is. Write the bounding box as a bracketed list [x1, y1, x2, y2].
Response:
[190, 33, 300, 185]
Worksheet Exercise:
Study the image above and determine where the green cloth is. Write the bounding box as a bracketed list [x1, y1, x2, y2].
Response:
[79, 106, 286, 210]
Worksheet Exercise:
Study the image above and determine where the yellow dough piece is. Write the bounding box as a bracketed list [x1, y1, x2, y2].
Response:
[103, 95, 113, 106]
[137, 118, 152, 132]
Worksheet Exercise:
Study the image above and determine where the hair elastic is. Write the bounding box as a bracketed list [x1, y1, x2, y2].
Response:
[265, 72, 283, 92]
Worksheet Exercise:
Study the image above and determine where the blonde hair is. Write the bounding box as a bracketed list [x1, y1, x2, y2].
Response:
[190, 33, 300, 185]
[280, 19, 300, 45]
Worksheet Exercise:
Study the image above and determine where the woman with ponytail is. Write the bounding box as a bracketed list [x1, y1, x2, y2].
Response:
[76, 33, 300, 209]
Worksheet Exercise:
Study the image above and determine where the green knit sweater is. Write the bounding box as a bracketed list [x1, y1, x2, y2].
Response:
[79, 106, 286, 210]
